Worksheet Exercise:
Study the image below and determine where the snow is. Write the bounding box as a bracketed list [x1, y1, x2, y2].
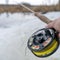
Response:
[0, 12, 60, 60]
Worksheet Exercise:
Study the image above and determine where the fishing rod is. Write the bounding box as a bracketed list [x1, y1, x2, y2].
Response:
[15, 2, 59, 57]
[20, 3, 59, 57]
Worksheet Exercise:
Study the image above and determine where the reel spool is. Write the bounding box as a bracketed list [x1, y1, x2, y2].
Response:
[27, 28, 59, 57]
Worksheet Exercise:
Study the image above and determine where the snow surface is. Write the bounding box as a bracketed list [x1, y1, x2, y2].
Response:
[0, 12, 60, 60]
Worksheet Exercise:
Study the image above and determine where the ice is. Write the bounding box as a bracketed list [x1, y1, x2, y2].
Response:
[0, 12, 60, 60]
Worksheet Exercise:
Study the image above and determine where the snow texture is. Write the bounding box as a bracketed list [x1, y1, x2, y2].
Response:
[0, 12, 60, 60]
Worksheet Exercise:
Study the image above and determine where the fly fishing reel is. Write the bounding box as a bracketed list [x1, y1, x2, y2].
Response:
[27, 28, 59, 57]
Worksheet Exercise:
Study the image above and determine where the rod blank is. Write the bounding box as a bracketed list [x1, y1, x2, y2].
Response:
[20, 4, 35, 13]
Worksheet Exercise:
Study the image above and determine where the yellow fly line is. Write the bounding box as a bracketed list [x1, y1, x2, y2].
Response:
[32, 39, 58, 57]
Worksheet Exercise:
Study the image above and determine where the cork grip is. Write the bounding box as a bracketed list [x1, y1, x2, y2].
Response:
[34, 13, 52, 24]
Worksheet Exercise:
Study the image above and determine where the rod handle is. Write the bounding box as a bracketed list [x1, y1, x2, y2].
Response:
[34, 12, 52, 24]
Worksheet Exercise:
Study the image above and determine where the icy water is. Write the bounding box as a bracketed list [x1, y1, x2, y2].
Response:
[0, 12, 60, 60]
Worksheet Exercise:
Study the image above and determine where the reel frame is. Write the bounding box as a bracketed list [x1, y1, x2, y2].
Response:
[27, 28, 59, 57]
